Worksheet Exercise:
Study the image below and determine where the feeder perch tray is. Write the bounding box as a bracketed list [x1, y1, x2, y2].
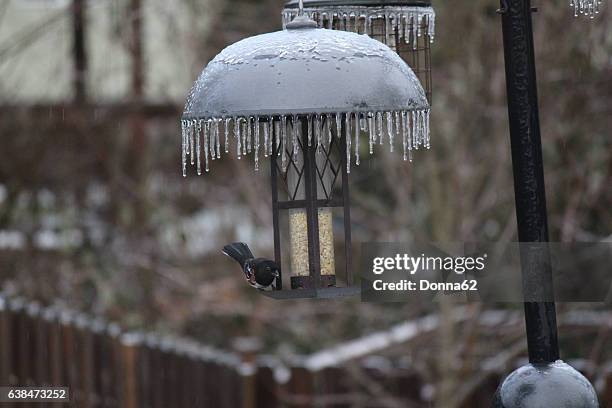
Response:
[262, 286, 361, 300]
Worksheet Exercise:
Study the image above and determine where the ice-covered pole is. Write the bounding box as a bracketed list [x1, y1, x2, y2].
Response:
[500, 0, 559, 365]
[494, 0, 598, 406]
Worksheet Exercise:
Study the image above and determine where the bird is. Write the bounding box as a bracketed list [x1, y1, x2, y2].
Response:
[222, 242, 280, 290]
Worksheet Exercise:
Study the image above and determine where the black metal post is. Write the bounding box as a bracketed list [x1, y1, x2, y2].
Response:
[495, 3, 599, 406]
[302, 118, 322, 288]
[500, 0, 559, 365]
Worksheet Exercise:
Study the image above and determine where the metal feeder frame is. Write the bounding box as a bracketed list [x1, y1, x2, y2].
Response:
[267, 116, 356, 299]
[181, 10, 430, 299]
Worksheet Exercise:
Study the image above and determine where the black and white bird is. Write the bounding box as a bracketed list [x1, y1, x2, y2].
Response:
[222, 242, 280, 290]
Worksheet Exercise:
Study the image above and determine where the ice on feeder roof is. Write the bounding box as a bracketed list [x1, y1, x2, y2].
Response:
[182, 27, 427, 119]
[181, 23, 430, 175]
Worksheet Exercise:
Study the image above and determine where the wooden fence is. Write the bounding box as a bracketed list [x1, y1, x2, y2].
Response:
[2, 295, 612, 408]
[0, 294, 441, 408]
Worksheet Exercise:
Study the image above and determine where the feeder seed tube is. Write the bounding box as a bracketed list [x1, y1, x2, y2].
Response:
[289, 208, 336, 277]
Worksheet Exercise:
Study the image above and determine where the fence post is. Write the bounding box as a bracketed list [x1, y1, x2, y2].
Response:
[145, 335, 163, 408]
[233, 337, 262, 408]
[254, 359, 283, 408]
[75, 315, 94, 408]
[287, 366, 314, 408]
[8, 299, 29, 390]
[90, 319, 106, 408]
[26, 303, 45, 408]
[44, 307, 62, 408]
[59, 309, 78, 408]
[119, 333, 141, 408]
[0, 295, 10, 387]
[108, 323, 122, 408]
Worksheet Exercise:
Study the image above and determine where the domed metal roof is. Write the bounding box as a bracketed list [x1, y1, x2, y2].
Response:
[181, 16, 430, 175]
[183, 25, 427, 120]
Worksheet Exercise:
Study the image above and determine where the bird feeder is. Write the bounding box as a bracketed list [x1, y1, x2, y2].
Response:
[282, 0, 435, 101]
[181, 5, 429, 299]
[570, 0, 603, 17]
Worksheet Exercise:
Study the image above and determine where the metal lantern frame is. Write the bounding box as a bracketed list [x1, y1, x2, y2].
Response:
[283, 0, 435, 101]
[269, 115, 354, 298]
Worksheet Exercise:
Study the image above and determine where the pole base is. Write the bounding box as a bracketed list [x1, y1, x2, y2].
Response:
[493, 360, 598, 407]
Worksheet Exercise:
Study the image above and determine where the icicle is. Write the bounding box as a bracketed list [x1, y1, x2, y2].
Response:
[189, 120, 195, 165]
[385, 13, 391, 44]
[386, 112, 393, 152]
[394, 111, 401, 154]
[247, 117, 253, 154]
[281, 115, 287, 172]
[255, 116, 260, 171]
[368, 114, 375, 154]
[410, 111, 417, 151]
[401, 111, 408, 161]
[387, 14, 396, 49]
[425, 110, 431, 149]
[292, 115, 299, 160]
[268, 119, 274, 157]
[418, 110, 424, 149]
[335, 114, 342, 146]
[407, 111, 414, 162]
[307, 114, 313, 147]
[241, 119, 247, 156]
[326, 114, 333, 145]
[209, 120, 216, 161]
[345, 113, 351, 174]
[315, 114, 322, 152]
[214, 119, 221, 159]
[263, 119, 270, 158]
[196, 121, 203, 174]
[418, 111, 423, 149]
[354, 113, 360, 166]
[201, 120, 208, 173]
[224, 118, 230, 154]
[362, 114, 369, 151]
[376, 112, 383, 145]
[181, 120, 187, 177]
[412, 16, 418, 50]
[235, 117, 241, 159]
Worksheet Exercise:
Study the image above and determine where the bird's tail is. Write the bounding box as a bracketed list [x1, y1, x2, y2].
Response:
[222, 242, 254, 268]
